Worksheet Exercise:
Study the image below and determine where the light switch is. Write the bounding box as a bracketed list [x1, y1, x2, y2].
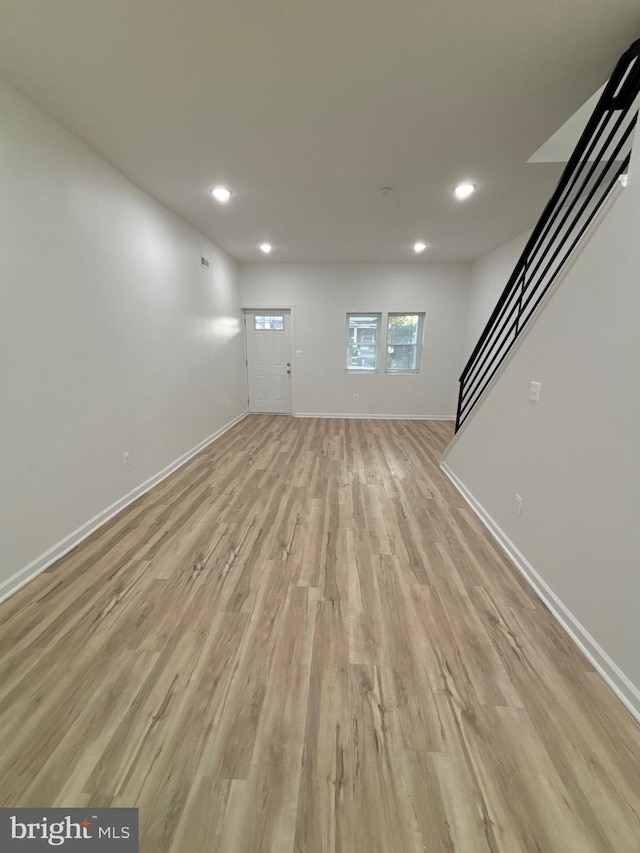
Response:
[529, 381, 541, 402]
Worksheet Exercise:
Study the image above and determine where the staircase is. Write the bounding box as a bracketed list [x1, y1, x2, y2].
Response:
[456, 38, 640, 432]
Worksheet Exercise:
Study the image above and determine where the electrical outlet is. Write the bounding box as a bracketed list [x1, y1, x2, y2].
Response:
[295, 350, 303, 358]
[515, 494, 523, 515]
[123, 451, 131, 467]
[529, 381, 541, 402]
[353, 393, 359, 401]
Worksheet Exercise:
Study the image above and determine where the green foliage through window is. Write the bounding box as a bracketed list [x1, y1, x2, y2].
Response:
[386, 314, 424, 372]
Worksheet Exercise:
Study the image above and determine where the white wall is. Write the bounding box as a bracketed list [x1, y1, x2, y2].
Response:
[0, 80, 247, 597]
[443, 148, 640, 715]
[464, 228, 532, 359]
[240, 262, 470, 418]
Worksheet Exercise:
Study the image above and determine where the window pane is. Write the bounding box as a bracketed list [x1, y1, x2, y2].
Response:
[347, 314, 379, 371]
[254, 314, 284, 331]
[386, 313, 424, 371]
[388, 314, 418, 344]
[387, 344, 416, 370]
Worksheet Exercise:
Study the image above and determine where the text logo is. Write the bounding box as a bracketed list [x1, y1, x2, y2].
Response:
[0, 809, 138, 851]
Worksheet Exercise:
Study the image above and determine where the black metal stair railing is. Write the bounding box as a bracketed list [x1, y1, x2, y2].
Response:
[455, 38, 640, 433]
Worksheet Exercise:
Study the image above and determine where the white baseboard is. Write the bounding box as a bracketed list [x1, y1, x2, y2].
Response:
[294, 413, 455, 420]
[0, 410, 249, 606]
[440, 460, 640, 724]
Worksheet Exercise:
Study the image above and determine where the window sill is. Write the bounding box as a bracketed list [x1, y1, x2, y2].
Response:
[345, 369, 379, 375]
[385, 369, 421, 375]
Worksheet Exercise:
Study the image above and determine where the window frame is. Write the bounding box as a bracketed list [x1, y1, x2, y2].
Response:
[384, 312, 425, 374]
[345, 313, 382, 374]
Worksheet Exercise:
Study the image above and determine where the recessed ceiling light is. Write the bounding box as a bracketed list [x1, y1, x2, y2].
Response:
[454, 182, 476, 200]
[259, 242, 273, 254]
[211, 186, 232, 203]
[413, 241, 428, 253]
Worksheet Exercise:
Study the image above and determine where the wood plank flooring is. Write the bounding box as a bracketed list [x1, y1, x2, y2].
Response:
[1, 415, 639, 852]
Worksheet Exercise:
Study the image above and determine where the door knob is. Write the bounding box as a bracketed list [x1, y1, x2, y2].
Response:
[287, 369, 291, 374]
[286, 362, 291, 367]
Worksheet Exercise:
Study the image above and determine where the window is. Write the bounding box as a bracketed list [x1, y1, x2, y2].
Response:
[385, 313, 424, 372]
[254, 314, 284, 331]
[346, 314, 381, 372]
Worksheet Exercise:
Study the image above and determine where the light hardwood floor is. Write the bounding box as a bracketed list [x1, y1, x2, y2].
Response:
[1, 415, 639, 852]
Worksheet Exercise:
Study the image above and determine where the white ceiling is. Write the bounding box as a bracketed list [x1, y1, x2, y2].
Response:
[1, 0, 639, 262]
[528, 86, 606, 163]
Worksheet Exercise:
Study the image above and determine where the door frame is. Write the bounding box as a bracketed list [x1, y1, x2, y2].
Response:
[242, 304, 296, 416]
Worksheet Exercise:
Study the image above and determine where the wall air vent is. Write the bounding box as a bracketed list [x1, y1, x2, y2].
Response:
[200, 256, 210, 270]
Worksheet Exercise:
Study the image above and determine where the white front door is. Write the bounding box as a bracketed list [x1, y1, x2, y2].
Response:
[244, 309, 293, 414]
